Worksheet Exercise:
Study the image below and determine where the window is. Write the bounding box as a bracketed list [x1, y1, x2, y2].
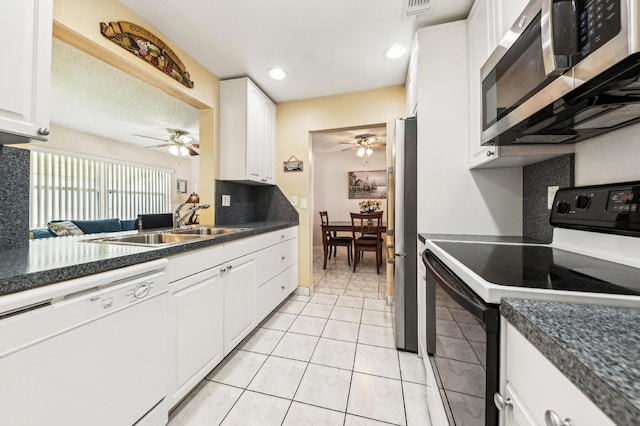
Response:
[30, 150, 171, 228]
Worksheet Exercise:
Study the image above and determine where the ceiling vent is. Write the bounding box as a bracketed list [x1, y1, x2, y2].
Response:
[402, 0, 432, 18]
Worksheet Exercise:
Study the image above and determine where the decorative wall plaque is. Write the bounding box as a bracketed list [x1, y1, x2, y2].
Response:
[283, 155, 303, 172]
[100, 21, 194, 88]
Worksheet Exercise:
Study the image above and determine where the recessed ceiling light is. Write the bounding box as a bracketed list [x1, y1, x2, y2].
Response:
[268, 67, 287, 80]
[384, 44, 406, 59]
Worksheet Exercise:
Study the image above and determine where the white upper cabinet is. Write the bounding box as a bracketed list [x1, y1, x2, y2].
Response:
[0, 0, 52, 144]
[497, 0, 531, 43]
[467, 0, 498, 168]
[220, 78, 277, 184]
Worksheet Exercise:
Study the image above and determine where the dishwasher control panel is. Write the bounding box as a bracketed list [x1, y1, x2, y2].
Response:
[86, 272, 167, 318]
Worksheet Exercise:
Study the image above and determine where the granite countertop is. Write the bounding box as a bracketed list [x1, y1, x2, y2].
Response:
[0, 221, 297, 296]
[418, 233, 545, 244]
[502, 299, 640, 426]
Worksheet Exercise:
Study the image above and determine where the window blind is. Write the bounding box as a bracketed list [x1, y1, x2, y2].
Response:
[30, 150, 171, 228]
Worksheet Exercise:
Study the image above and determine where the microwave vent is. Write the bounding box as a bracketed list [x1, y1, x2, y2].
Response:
[573, 104, 640, 130]
[403, 0, 432, 17]
[514, 134, 576, 143]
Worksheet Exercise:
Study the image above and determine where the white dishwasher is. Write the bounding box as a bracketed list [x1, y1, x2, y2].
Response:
[0, 259, 169, 426]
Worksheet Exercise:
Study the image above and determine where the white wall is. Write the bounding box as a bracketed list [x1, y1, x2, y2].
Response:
[34, 124, 198, 211]
[313, 150, 387, 246]
[416, 22, 523, 236]
[574, 122, 640, 185]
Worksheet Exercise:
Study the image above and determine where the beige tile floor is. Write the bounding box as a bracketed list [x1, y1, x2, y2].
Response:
[168, 248, 431, 426]
[313, 246, 388, 300]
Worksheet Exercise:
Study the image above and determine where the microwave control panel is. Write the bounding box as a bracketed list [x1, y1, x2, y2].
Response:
[578, 0, 621, 57]
[550, 181, 640, 236]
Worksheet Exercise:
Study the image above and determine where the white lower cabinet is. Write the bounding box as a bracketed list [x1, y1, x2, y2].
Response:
[502, 383, 536, 426]
[257, 264, 299, 321]
[169, 268, 223, 407]
[166, 226, 299, 410]
[222, 254, 257, 355]
[498, 322, 614, 426]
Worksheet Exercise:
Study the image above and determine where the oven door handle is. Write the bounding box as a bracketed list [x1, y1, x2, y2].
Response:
[425, 257, 487, 322]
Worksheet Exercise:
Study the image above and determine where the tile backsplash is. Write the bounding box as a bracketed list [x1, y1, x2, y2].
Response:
[523, 154, 575, 242]
[0, 146, 30, 250]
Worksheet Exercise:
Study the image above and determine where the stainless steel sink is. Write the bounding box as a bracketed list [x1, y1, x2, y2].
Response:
[87, 232, 206, 247]
[169, 226, 249, 236]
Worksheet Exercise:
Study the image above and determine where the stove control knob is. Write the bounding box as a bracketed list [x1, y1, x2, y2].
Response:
[576, 195, 591, 210]
[556, 201, 570, 215]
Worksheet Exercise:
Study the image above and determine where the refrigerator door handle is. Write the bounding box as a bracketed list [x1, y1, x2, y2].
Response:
[395, 253, 407, 257]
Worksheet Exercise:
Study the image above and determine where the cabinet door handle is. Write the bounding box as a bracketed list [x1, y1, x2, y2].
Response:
[37, 127, 50, 136]
[493, 393, 512, 411]
[486, 150, 495, 157]
[281, 234, 285, 240]
[281, 255, 285, 261]
[545, 410, 574, 426]
[227, 264, 233, 270]
[220, 267, 227, 273]
[280, 285, 285, 290]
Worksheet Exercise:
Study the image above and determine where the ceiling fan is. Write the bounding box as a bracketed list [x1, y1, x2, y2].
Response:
[133, 129, 200, 156]
[339, 134, 386, 164]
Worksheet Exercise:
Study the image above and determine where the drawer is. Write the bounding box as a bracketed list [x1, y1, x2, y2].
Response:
[257, 264, 298, 322]
[256, 237, 298, 286]
[505, 324, 614, 426]
[260, 226, 298, 248]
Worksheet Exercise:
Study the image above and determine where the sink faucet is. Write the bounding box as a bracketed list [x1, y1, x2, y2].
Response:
[174, 203, 211, 229]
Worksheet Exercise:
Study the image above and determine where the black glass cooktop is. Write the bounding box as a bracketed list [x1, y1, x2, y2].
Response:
[434, 242, 640, 296]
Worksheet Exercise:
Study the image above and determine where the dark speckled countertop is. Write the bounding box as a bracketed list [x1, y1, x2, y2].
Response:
[502, 299, 640, 426]
[0, 221, 297, 296]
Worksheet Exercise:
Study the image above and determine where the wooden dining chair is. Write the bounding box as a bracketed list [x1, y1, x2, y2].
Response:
[319, 211, 353, 269]
[350, 211, 383, 274]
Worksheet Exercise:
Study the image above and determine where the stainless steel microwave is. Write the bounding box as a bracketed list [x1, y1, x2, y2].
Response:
[481, 0, 640, 146]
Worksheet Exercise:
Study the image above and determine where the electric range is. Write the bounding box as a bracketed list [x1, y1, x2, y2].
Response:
[421, 181, 640, 426]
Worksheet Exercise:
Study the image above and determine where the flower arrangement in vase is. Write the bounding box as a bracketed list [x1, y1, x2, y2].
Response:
[359, 200, 382, 213]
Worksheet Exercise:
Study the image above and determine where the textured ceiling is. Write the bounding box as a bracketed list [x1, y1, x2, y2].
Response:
[50, 38, 199, 149]
[119, 0, 474, 102]
[312, 125, 387, 154]
[50, 0, 474, 153]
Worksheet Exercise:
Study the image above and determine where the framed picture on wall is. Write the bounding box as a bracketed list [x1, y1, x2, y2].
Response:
[177, 179, 188, 194]
[348, 170, 387, 199]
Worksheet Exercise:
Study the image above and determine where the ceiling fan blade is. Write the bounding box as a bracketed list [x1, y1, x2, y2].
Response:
[185, 145, 199, 156]
[133, 134, 170, 142]
[145, 143, 174, 148]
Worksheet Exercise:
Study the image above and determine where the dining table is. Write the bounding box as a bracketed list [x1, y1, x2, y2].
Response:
[322, 220, 388, 233]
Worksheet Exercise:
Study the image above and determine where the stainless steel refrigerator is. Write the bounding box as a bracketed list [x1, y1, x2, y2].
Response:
[393, 117, 418, 353]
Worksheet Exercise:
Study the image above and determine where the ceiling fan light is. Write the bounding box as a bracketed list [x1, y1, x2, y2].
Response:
[168, 145, 179, 156]
[356, 147, 366, 157]
[366, 147, 374, 156]
[180, 146, 189, 156]
[367, 137, 377, 144]
[384, 44, 407, 59]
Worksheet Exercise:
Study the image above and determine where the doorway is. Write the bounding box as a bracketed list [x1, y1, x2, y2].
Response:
[310, 124, 390, 300]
